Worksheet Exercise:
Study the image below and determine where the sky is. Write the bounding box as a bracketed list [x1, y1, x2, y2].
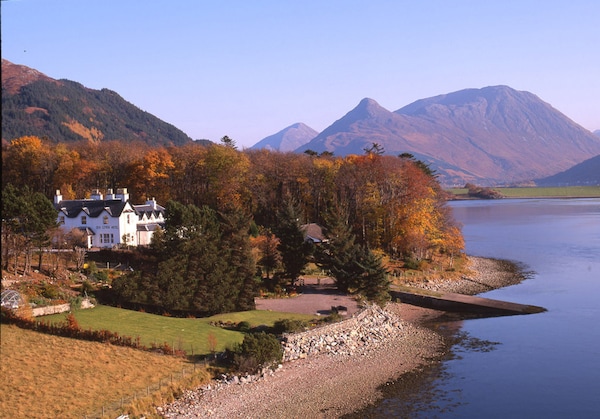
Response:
[2, 0, 599, 148]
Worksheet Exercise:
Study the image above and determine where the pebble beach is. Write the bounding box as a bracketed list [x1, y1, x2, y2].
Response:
[160, 257, 525, 418]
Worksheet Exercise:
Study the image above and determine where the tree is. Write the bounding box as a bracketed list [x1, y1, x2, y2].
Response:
[315, 207, 360, 292]
[219, 209, 259, 311]
[220, 135, 237, 149]
[352, 246, 391, 306]
[1, 184, 57, 273]
[251, 228, 282, 283]
[275, 199, 313, 283]
[112, 201, 257, 315]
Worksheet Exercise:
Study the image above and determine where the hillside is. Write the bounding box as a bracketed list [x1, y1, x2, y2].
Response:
[536, 154, 600, 186]
[251, 122, 317, 151]
[296, 86, 600, 186]
[1, 59, 192, 146]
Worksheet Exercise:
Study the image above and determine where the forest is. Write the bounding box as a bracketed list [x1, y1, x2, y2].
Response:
[2, 135, 464, 314]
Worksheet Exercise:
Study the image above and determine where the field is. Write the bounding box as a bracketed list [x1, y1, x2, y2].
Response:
[41, 304, 317, 355]
[0, 324, 207, 419]
[3, 306, 317, 418]
[448, 185, 600, 198]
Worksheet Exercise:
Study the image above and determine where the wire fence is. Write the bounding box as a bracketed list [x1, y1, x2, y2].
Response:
[82, 361, 207, 419]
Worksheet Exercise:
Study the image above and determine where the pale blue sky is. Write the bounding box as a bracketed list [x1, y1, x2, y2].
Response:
[2, 0, 599, 147]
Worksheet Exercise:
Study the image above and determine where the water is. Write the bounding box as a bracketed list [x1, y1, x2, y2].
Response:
[352, 198, 600, 418]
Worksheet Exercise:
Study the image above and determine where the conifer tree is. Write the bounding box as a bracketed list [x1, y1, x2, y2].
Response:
[275, 199, 312, 283]
[353, 246, 391, 306]
[315, 207, 360, 292]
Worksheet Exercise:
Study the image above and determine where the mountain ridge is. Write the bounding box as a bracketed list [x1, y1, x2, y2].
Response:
[293, 86, 600, 185]
[1, 59, 192, 146]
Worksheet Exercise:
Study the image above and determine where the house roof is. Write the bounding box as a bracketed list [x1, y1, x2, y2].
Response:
[132, 203, 165, 219]
[301, 223, 328, 243]
[136, 223, 164, 232]
[56, 199, 129, 218]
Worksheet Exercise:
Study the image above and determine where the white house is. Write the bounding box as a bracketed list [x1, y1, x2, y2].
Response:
[54, 188, 165, 249]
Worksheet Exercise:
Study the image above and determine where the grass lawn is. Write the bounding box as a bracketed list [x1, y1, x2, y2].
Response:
[40, 305, 317, 355]
[494, 186, 600, 198]
[1, 324, 207, 419]
[447, 186, 600, 198]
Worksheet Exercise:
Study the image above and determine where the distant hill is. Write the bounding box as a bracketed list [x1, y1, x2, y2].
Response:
[1, 59, 192, 146]
[536, 154, 600, 186]
[296, 86, 600, 186]
[251, 122, 317, 152]
[594, 130, 600, 137]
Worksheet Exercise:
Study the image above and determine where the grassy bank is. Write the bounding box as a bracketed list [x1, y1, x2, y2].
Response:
[0, 324, 207, 419]
[40, 305, 317, 355]
[448, 185, 600, 198]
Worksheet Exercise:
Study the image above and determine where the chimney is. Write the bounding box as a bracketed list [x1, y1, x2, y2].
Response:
[146, 197, 157, 210]
[91, 189, 103, 200]
[54, 190, 63, 205]
[116, 188, 129, 202]
[105, 188, 116, 200]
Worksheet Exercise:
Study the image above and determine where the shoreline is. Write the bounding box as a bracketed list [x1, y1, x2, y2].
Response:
[160, 256, 525, 418]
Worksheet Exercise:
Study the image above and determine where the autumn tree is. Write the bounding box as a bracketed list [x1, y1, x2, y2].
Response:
[250, 228, 282, 284]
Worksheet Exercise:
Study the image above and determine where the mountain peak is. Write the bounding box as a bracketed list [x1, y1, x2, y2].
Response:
[299, 87, 600, 185]
[1, 59, 58, 95]
[251, 122, 317, 152]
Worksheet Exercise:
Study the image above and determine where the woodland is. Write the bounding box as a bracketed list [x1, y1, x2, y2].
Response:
[2, 136, 464, 315]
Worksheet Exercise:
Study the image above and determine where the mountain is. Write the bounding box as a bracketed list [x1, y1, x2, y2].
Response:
[1, 59, 192, 146]
[536, 154, 600, 186]
[594, 130, 600, 137]
[251, 122, 317, 152]
[297, 86, 600, 186]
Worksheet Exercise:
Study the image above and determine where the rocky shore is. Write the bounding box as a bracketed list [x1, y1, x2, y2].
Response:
[160, 256, 525, 418]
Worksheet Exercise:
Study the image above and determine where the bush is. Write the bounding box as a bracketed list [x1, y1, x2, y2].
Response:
[237, 321, 251, 333]
[272, 318, 307, 334]
[230, 332, 282, 374]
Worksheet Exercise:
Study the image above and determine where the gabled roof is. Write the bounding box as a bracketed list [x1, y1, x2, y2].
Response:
[132, 203, 165, 219]
[301, 223, 328, 243]
[56, 199, 129, 218]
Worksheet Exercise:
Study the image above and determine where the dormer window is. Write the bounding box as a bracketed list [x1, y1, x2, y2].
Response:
[103, 215, 109, 225]
[81, 216, 87, 225]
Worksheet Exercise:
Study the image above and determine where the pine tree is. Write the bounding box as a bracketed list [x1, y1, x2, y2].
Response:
[275, 199, 312, 283]
[220, 209, 258, 311]
[353, 246, 391, 306]
[315, 207, 360, 292]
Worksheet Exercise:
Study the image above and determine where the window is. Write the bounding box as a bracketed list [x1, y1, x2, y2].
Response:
[103, 215, 109, 225]
[81, 216, 87, 225]
[127, 214, 131, 224]
[59, 216, 65, 225]
[100, 233, 114, 244]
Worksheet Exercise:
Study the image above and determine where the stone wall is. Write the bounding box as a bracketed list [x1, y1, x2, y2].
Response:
[32, 298, 95, 317]
[282, 304, 403, 361]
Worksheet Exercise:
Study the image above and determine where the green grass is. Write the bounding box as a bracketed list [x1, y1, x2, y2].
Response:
[40, 305, 316, 355]
[447, 186, 600, 198]
[494, 186, 600, 197]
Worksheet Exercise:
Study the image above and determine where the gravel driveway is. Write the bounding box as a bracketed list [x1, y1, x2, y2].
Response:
[254, 277, 361, 317]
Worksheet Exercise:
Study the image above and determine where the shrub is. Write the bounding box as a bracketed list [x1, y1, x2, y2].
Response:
[230, 332, 282, 374]
[237, 321, 251, 333]
[272, 318, 307, 335]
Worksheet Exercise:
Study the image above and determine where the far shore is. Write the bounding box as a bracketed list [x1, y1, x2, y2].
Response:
[160, 256, 527, 419]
